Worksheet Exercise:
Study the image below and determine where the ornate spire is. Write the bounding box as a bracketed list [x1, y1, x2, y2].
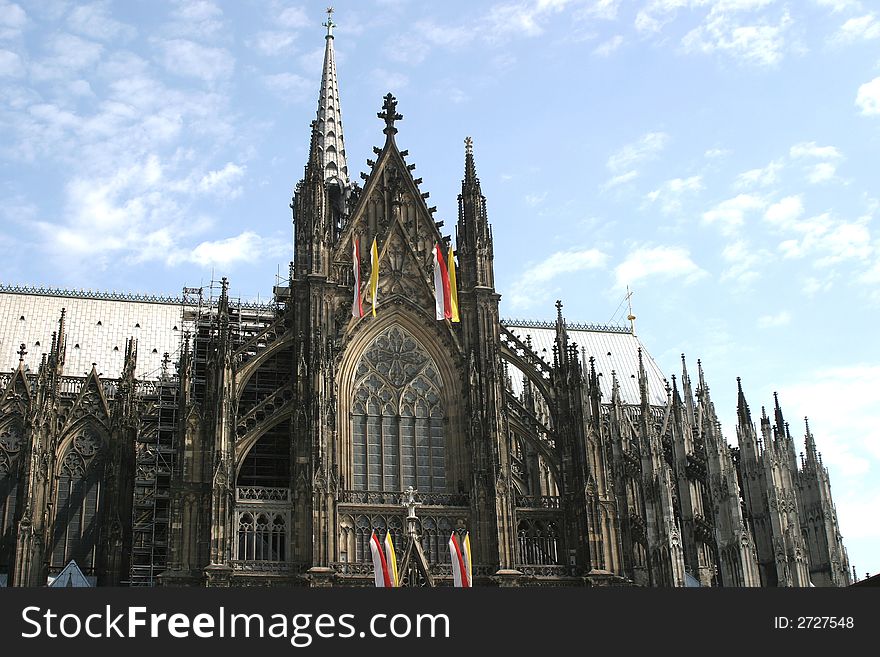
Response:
[804, 416, 818, 466]
[464, 136, 479, 188]
[736, 377, 752, 426]
[315, 7, 349, 189]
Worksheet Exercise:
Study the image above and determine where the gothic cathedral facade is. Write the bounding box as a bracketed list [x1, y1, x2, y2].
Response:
[0, 17, 851, 588]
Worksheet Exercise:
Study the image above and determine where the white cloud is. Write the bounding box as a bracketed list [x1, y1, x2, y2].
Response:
[507, 247, 609, 309]
[776, 364, 880, 481]
[251, 30, 299, 56]
[607, 131, 670, 172]
[30, 33, 104, 80]
[278, 6, 309, 29]
[0, 48, 23, 76]
[704, 147, 731, 158]
[197, 162, 245, 199]
[602, 170, 639, 189]
[167, 0, 225, 39]
[788, 142, 843, 183]
[370, 67, 409, 91]
[593, 34, 624, 56]
[645, 175, 703, 214]
[0, 1, 27, 40]
[702, 193, 766, 235]
[486, 0, 575, 39]
[757, 310, 791, 328]
[813, 0, 861, 12]
[720, 238, 769, 285]
[186, 231, 286, 268]
[806, 161, 838, 183]
[856, 77, 880, 116]
[764, 194, 804, 226]
[789, 141, 842, 160]
[67, 2, 136, 41]
[734, 159, 782, 188]
[262, 72, 312, 102]
[155, 39, 235, 82]
[613, 244, 707, 289]
[525, 192, 547, 206]
[776, 212, 872, 264]
[681, 2, 793, 67]
[578, 0, 621, 20]
[832, 13, 880, 43]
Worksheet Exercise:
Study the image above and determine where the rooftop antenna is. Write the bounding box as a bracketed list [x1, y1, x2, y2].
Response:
[626, 285, 636, 335]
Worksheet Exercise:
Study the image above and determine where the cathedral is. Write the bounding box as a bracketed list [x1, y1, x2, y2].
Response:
[0, 15, 851, 588]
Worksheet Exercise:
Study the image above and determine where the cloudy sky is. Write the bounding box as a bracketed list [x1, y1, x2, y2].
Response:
[1, 0, 878, 579]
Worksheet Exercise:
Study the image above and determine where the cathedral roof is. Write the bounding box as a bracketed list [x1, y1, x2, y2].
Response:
[503, 321, 668, 406]
[0, 284, 274, 381]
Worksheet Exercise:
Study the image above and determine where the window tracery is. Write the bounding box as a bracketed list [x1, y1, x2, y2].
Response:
[351, 326, 446, 493]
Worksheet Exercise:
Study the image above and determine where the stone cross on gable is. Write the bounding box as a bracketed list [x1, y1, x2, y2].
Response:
[378, 93, 403, 135]
[17, 343, 26, 363]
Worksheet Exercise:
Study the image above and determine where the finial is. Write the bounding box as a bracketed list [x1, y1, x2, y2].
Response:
[323, 7, 335, 38]
[465, 136, 473, 155]
[555, 299, 563, 323]
[378, 93, 402, 136]
[17, 343, 26, 363]
[626, 285, 636, 334]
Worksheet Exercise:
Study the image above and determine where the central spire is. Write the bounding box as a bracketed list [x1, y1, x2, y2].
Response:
[316, 6, 349, 190]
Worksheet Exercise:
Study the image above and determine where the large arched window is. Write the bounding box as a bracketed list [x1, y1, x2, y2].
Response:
[351, 326, 446, 493]
[50, 426, 105, 575]
[0, 420, 25, 571]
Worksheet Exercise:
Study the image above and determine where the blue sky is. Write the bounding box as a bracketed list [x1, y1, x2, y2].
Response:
[1, 0, 878, 579]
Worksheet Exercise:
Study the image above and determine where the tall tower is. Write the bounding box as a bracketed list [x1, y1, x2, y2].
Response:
[316, 7, 350, 229]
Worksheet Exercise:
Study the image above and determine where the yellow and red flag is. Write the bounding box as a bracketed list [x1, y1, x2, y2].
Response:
[447, 245, 460, 323]
[369, 237, 379, 317]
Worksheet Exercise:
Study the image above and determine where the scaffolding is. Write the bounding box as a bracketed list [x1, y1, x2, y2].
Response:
[129, 372, 177, 586]
[126, 281, 283, 585]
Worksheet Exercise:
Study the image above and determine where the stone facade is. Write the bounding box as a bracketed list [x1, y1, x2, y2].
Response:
[0, 16, 851, 588]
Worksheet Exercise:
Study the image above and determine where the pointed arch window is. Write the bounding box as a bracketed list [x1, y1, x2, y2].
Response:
[0, 420, 25, 569]
[351, 326, 446, 493]
[50, 426, 104, 575]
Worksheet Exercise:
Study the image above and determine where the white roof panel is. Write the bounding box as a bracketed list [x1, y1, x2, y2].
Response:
[503, 323, 668, 406]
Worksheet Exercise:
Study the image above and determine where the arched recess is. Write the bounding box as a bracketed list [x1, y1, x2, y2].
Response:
[499, 345, 556, 424]
[337, 314, 467, 496]
[49, 422, 108, 576]
[0, 418, 25, 571]
[235, 341, 294, 414]
[233, 419, 292, 564]
[235, 418, 291, 488]
[506, 415, 561, 491]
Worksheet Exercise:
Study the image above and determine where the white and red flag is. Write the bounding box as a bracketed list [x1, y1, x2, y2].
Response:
[352, 238, 364, 318]
[449, 532, 472, 587]
[370, 531, 394, 587]
[433, 243, 452, 320]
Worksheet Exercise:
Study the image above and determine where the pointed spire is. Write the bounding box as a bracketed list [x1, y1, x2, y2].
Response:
[773, 391, 785, 439]
[736, 377, 752, 426]
[464, 136, 480, 189]
[610, 369, 620, 405]
[637, 346, 648, 407]
[315, 6, 349, 189]
[804, 416, 818, 466]
[456, 136, 494, 289]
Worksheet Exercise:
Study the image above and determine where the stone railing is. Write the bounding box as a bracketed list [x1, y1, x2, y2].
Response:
[515, 564, 569, 577]
[236, 486, 291, 502]
[338, 490, 470, 507]
[515, 495, 561, 509]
